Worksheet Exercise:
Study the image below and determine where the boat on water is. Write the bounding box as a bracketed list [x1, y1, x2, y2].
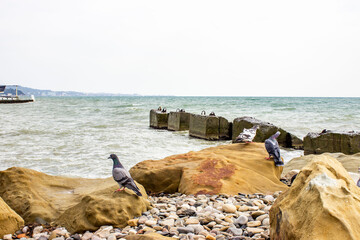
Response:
[0, 85, 35, 104]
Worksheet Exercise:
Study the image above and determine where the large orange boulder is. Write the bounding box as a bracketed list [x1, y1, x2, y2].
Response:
[0, 197, 24, 237]
[130, 143, 288, 195]
[0, 167, 149, 233]
[270, 154, 360, 239]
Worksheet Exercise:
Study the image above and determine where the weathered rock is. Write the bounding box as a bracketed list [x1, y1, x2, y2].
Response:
[0, 167, 149, 233]
[282, 152, 360, 179]
[130, 143, 288, 195]
[304, 130, 360, 155]
[124, 232, 176, 239]
[57, 187, 149, 233]
[0, 197, 24, 237]
[189, 113, 231, 140]
[270, 154, 360, 239]
[232, 116, 303, 149]
[149, 109, 168, 129]
[168, 111, 190, 131]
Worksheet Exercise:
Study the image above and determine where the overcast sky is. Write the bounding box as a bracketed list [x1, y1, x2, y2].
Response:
[1, 1, 360, 97]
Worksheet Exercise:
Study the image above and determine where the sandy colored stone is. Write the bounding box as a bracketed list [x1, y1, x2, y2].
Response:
[128, 219, 139, 227]
[271, 154, 360, 240]
[282, 152, 360, 178]
[125, 232, 176, 239]
[222, 204, 237, 213]
[0, 167, 149, 233]
[246, 227, 264, 233]
[247, 221, 261, 227]
[130, 143, 288, 195]
[0, 197, 24, 237]
[205, 235, 216, 240]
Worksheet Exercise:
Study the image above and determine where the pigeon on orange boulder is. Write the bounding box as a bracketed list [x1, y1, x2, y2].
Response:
[130, 142, 288, 195]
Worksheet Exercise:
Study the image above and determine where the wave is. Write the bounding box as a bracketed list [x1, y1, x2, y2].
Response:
[17, 129, 48, 135]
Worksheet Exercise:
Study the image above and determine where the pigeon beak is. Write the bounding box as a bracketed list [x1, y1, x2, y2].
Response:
[108, 156, 111, 159]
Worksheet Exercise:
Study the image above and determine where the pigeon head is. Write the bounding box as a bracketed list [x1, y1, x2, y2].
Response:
[108, 154, 123, 167]
[273, 131, 281, 139]
[108, 154, 118, 160]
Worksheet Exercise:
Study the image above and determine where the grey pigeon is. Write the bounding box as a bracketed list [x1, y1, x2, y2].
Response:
[264, 131, 284, 166]
[108, 154, 142, 196]
[235, 125, 259, 143]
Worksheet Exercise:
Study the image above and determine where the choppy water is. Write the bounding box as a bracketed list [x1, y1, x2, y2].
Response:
[1, 96, 359, 178]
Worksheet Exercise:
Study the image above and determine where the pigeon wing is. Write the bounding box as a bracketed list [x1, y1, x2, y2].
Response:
[112, 167, 130, 183]
[265, 139, 274, 155]
[113, 168, 142, 196]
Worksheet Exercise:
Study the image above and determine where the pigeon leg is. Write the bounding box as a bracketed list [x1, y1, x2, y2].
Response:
[115, 187, 126, 192]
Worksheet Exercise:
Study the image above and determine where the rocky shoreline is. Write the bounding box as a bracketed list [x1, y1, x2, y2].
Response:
[2, 142, 360, 239]
[3, 192, 278, 240]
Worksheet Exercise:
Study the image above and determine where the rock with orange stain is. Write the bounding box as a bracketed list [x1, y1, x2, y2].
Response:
[130, 143, 288, 195]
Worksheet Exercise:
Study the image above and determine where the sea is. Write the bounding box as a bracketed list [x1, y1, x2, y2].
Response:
[1, 96, 359, 179]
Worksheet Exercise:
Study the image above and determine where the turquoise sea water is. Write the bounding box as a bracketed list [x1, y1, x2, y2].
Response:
[1, 96, 359, 178]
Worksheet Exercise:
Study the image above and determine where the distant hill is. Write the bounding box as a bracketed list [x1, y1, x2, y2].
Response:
[2, 86, 139, 97]
[4, 88, 25, 96]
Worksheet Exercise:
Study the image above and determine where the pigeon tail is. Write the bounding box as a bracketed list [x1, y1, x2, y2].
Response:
[274, 157, 284, 166]
[125, 183, 142, 196]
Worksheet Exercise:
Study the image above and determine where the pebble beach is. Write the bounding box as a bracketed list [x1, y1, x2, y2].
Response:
[3, 192, 279, 240]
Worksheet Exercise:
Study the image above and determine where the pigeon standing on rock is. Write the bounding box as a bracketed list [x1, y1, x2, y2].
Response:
[235, 125, 259, 143]
[108, 154, 142, 196]
[265, 131, 284, 166]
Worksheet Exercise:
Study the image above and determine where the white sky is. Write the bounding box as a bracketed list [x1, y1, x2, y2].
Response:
[1, 0, 360, 97]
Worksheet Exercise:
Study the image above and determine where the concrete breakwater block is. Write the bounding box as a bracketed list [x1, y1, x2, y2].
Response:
[189, 112, 232, 140]
[304, 130, 360, 155]
[149, 109, 169, 129]
[168, 110, 190, 131]
[232, 116, 303, 149]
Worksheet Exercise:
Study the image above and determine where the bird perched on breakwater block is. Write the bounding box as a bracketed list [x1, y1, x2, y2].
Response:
[265, 131, 284, 166]
[108, 154, 142, 196]
[235, 125, 259, 143]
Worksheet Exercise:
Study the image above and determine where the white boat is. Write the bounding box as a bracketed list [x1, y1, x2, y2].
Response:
[0, 85, 35, 104]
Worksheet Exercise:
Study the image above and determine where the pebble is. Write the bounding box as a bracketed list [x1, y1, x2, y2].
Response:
[246, 227, 264, 234]
[127, 219, 138, 227]
[7, 192, 276, 240]
[81, 231, 93, 240]
[145, 219, 157, 227]
[227, 227, 243, 236]
[33, 226, 44, 235]
[107, 233, 116, 240]
[186, 218, 200, 225]
[235, 215, 248, 225]
[178, 226, 195, 234]
[3, 234, 12, 240]
[205, 235, 216, 240]
[222, 204, 237, 213]
[262, 218, 270, 226]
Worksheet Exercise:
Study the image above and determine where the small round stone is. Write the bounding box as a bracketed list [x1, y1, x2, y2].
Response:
[222, 204, 237, 213]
